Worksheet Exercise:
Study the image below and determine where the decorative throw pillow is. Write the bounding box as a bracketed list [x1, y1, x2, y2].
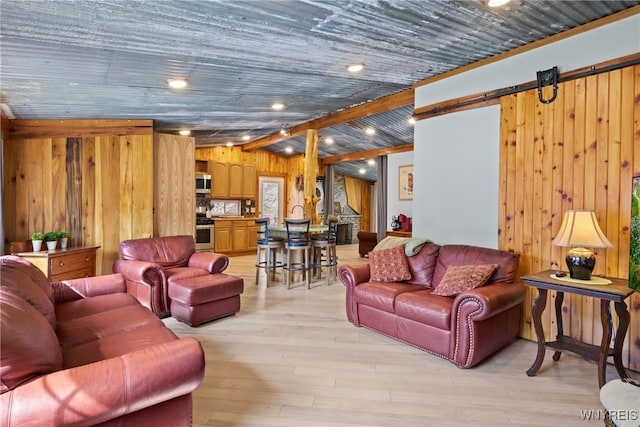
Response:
[369, 244, 412, 282]
[431, 264, 499, 296]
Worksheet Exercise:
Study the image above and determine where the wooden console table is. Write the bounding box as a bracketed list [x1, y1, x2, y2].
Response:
[17, 246, 100, 281]
[522, 270, 633, 388]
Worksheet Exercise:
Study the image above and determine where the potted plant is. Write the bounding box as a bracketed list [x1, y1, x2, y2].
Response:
[31, 232, 44, 252]
[58, 230, 69, 249]
[44, 231, 58, 251]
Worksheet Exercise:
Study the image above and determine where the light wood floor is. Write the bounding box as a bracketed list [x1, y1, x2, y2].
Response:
[163, 244, 631, 427]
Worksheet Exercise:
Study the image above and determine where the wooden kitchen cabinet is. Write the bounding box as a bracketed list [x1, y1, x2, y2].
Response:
[210, 161, 229, 198]
[228, 163, 244, 198]
[242, 164, 256, 198]
[214, 220, 232, 252]
[209, 162, 256, 199]
[17, 246, 100, 281]
[213, 218, 256, 255]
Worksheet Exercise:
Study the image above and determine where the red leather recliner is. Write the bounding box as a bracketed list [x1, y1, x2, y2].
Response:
[113, 235, 230, 317]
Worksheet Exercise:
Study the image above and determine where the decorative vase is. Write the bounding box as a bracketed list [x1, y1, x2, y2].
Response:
[32, 240, 43, 252]
[46, 240, 57, 251]
[60, 237, 68, 249]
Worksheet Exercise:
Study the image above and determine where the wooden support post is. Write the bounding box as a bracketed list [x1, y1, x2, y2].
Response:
[303, 129, 321, 224]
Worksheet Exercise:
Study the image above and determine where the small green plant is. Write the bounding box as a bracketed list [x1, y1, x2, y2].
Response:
[58, 230, 69, 238]
[43, 231, 58, 242]
[31, 232, 44, 241]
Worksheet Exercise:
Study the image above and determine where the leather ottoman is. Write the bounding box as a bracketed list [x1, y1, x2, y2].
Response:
[169, 274, 244, 326]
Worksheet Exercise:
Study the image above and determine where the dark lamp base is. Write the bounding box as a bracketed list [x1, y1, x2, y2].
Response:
[566, 247, 596, 280]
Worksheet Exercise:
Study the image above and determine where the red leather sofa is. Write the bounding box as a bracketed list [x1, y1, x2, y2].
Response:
[0, 255, 205, 426]
[113, 235, 240, 319]
[339, 242, 525, 368]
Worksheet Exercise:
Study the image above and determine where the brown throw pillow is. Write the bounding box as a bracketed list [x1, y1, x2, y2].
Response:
[431, 264, 499, 296]
[369, 245, 412, 282]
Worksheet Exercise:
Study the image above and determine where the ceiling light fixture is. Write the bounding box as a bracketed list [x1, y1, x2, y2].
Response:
[408, 117, 416, 125]
[285, 147, 293, 154]
[226, 141, 234, 147]
[359, 168, 366, 174]
[325, 137, 334, 144]
[347, 63, 365, 73]
[487, 0, 511, 7]
[242, 135, 250, 141]
[365, 127, 376, 135]
[271, 102, 285, 110]
[280, 125, 290, 137]
[367, 159, 376, 166]
[178, 129, 191, 136]
[167, 78, 188, 89]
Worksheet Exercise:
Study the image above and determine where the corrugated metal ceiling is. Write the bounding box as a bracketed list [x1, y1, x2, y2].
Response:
[1, 0, 637, 181]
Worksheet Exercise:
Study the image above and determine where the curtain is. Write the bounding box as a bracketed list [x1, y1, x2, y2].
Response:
[0, 133, 4, 255]
[376, 156, 387, 242]
[324, 164, 335, 222]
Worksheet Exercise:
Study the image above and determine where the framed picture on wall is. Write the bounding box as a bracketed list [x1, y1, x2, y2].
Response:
[399, 165, 413, 200]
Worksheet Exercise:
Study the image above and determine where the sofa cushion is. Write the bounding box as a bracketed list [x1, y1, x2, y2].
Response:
[1, 286, 62, 393]
[431, 264, 498, 296]
[432, 245, 519, 287]
[56, 304, 165, 349]
[63, 325, 178, 369]
[56, 292, 141, 323]
[395, 290, 453, 330]
[405, 243, 440, 287]
[368, 245, 412, 282]
[119, 235, 196, 268]
[354, 282, 425, 313]
[166, 267, 211, 284]
[0, 258, 56, 327]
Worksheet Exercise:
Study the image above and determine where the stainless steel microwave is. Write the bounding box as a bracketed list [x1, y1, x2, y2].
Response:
[195, 174, 211, 194]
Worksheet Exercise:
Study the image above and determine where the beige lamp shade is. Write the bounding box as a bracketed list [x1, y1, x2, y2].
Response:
[552, 210, 613, 248]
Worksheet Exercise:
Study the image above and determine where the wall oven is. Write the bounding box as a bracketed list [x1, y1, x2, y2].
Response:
[195, 216, 215, 251]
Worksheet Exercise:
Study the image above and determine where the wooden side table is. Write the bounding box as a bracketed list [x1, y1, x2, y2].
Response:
[16, 246, 100, 281]
[522, 270, 634, 388]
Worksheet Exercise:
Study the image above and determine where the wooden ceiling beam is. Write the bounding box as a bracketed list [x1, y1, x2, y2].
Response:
[321, 143, 413, 165]
[242, 88, 414, 151]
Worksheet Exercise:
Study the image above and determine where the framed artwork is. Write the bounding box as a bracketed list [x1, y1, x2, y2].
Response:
[399, 165, 414, 200]
[630, 174, 639, 291]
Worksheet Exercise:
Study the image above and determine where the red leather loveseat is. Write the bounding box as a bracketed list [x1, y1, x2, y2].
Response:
[0, 255, 205, 426]
[339, 241, 524, 368]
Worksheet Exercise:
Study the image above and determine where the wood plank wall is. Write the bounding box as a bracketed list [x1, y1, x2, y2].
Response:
[3, 121, 154, 275]
[498, 65, 639, 371]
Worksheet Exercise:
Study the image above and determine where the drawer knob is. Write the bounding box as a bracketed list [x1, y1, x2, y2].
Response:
[59, 261, 64, 266]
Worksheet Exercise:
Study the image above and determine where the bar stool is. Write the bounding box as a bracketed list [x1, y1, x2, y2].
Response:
[254, 218, 284, 287]
[311, 216, 339, 285]
[283, 218, 312, 289]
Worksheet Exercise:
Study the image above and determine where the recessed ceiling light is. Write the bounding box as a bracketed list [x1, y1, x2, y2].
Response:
[178, 129, 191, 136]
[325, 137, 334, 144]
[285, 147, 293, 154]
[367, 159, 376, 166]
[347, 63, 365, 73]
[359, 168, 366, 174]
[488, 0, 511, 7]
[226, 141, 234, 147]
[408, 117, 416, 125]
[365, 127, 376, 135]
[272, 102, 285, 110]
[167, 78, 188, 89]
[242, 135, 250, 141]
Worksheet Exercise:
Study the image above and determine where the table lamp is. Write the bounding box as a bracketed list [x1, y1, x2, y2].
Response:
[552, 210, 613, 280]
